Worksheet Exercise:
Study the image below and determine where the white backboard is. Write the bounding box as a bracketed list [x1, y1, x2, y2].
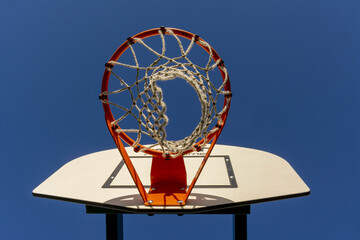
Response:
[33, 144, 310, 213]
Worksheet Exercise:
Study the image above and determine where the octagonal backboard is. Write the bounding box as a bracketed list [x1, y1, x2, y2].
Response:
[33, 144, 310, 214]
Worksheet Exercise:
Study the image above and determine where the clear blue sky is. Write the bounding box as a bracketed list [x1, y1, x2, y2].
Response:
[1, 0, 359, 239]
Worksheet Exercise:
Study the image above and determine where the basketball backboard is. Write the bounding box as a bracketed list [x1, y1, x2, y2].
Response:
[33, 144, 310, 214]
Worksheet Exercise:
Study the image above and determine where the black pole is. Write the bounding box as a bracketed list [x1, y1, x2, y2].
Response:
[106, 214, 123, 240]
[87, 205, 250, 240]
[234, 214, 247, 240]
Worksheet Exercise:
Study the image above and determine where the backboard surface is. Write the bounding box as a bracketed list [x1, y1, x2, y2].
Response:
[33, 144, 310, 214]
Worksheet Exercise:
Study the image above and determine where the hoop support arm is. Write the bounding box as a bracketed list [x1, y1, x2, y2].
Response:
[105, 114, 148, 203]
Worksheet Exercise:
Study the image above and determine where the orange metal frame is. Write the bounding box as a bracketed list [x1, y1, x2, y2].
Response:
[101, 27, 231, 206]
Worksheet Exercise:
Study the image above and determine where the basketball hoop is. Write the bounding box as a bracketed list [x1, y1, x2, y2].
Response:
[99, 27, 232, 206]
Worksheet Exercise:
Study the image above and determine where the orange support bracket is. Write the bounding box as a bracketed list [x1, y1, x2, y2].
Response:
[105, 113, 223, 206]
[146, 155, 187, 206]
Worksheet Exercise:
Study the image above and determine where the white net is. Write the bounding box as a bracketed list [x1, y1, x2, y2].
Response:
[100, 28, 231, 157]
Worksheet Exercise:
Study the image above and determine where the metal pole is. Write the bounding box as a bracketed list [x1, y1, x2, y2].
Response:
[87, 205, 250, 240]
[106, 214, 123, 240]
[234, 214, 247, 240]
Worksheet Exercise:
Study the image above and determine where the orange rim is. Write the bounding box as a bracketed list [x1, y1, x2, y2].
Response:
[101, 27, 231, 156]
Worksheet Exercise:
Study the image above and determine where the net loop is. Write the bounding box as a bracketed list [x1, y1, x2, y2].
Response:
[100, 28, 231, 158]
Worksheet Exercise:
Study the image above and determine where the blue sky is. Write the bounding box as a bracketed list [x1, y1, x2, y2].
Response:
[1, 0, 359, 239]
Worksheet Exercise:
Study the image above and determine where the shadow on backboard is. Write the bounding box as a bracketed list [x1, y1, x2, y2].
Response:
[103, 192, 234, 209]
